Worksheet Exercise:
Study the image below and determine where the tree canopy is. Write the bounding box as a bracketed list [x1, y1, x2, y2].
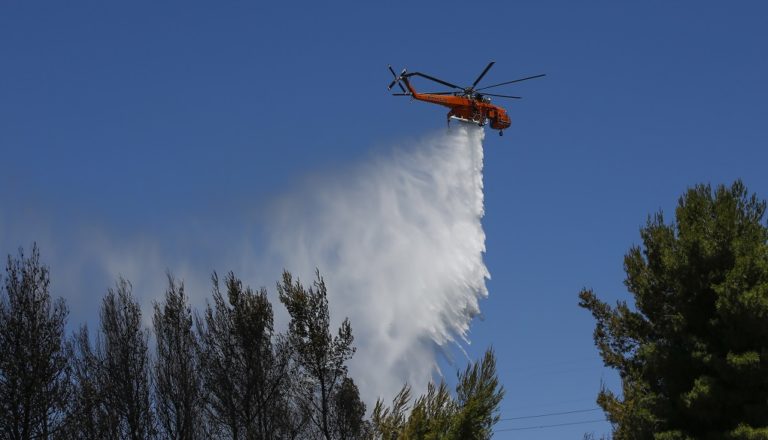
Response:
[371, 348, 504, 440]
[0, 245, 504, 439]
[580, 181, 768, 439]
[0, 245, 70, 440]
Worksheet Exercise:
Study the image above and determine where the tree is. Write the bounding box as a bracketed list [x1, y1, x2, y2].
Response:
[98, 278, 154, 440]
[197, 271, 294, 439]
[278, 270, 366, 440]
[64, 281, 154, 440]
[579, 181, 768, 439]
[0, 244, 70, 440]
[332, 378, 369, 440]
[153, 274, 203, 440]
[371, 386, 413, 440]
[66, 325, 108, 439]
[370, 348, 504, 440]
[450, 349, 504, 440]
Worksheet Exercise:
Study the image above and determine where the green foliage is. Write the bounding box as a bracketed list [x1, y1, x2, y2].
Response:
[579, 181, 768, 439]
[197, 271, 294, 439]
[333, 377, 370, 440]
[452, 349, 504, 440]
[403, 382, 454, 439]
[278, 270, 366, 440]
[370, 348, 504, 440]
[728, 424, 768, 440]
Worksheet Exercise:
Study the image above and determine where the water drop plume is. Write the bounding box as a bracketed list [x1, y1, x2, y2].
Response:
[268, 124, 489, 403]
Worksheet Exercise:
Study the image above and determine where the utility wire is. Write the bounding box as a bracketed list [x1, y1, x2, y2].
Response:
[495, 418, 609, 432]
[500, 407, 600, 421]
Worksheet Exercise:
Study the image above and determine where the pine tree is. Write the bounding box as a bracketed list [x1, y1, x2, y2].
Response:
[278, 270, 367, 440]
[451, 349, 504, 440]
[370, 348, 504, 440]
[580, 181, 768, 439]
[0, 245, 70, 440]
[197, 271, 294, 439]
[66, 325, 107, 439]
[98, 278, 154, 440]
[153, 274, 203, 440]
[332, 377, 369, 440]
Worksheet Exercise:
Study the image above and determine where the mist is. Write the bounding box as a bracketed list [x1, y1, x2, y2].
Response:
[267, 123, 490, 402]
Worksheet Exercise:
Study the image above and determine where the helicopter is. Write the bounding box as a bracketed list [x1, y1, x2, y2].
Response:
[387, 62, 544, 136]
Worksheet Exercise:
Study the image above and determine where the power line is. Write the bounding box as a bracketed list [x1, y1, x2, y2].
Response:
[500, 407, 600, 421]
[495, 418, 609, 432]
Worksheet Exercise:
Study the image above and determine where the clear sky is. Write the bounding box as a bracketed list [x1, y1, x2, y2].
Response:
[2, 2, 767, 438]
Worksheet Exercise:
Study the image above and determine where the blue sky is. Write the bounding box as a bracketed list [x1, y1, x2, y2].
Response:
[2, 2, 768, 438]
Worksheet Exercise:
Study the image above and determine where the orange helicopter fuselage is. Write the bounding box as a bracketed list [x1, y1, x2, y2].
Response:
[402, 78, 511, 130]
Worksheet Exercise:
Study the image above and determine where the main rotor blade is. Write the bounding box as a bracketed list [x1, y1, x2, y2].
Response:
[472, 61, 495, 88]
[481, 93, 522, 99]
[477, 73, 546, 91]
[387, 65, 407, 93]
[392, 93, 410, 96]
[407, 72, 463, 90]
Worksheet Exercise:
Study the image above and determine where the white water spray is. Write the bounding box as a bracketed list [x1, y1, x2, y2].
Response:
[268, 124, 490, 403]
